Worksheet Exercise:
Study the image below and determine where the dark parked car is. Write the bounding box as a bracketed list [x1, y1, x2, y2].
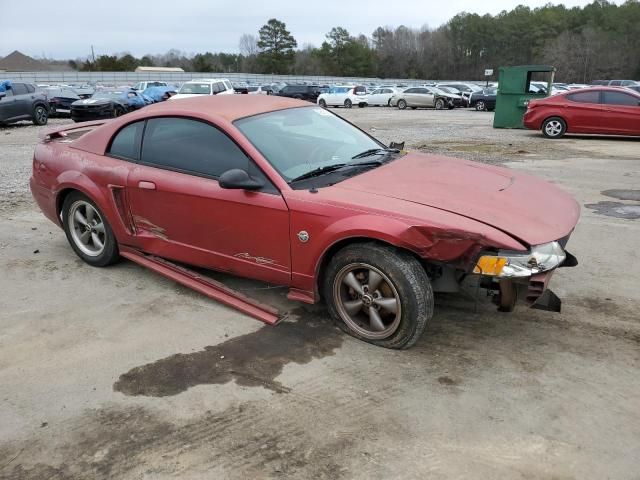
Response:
[45, 87, 81, 116]
[524, 87, 640, 138]
[232, 82, 250, 94]
[469, 88, 497, 111]
[71, 89, 145, 122]
[276, 84, 320, 102]
[0, 81, 49, 126]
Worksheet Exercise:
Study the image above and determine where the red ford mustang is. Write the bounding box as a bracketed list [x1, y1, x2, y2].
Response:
[31, 96, 579, 349]
[524, 86, 640, 138]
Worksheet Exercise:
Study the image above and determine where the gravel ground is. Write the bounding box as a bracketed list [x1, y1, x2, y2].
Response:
[1, 108, 639, 479]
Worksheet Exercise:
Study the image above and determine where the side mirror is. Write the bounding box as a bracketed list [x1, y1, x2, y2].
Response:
[219, 169, 264, 190]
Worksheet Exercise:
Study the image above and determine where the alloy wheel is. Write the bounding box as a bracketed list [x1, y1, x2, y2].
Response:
[333, 263, 402, 340]
[68, 200, 107, 257]
[35, 106, 48, 124]
[544, 120, 563, 137]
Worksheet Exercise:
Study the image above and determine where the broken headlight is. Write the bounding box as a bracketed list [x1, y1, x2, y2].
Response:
[473, 241, 566, 278]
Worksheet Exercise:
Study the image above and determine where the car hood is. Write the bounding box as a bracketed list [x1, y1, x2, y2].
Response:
[333, 152, 580, 246]
[72, 98, 113, 107]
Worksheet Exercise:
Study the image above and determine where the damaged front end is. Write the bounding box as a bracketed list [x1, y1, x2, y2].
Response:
[474, 240, 578, 313]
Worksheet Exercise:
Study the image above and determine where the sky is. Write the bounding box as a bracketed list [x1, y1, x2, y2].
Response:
[0, 0, 613, 60]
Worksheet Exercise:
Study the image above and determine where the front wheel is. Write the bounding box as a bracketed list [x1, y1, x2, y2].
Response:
[62, 192, 120, 267]
[323, 243, 433, 349]
[397, 99, 407, 110]
[318, 99, 327, 108]
[475, 100, 486, 111]
[542, 117, 567, 139]
[435, 98, 445, 110]
[32, 105, 48, 125]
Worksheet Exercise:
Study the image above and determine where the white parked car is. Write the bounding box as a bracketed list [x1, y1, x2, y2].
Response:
[317, 85, 368, 108]
[367, 87, 401, 106]
[132, 81, 168, 91]
[247, 85, 272, 95]
[170, 79, 234, 100]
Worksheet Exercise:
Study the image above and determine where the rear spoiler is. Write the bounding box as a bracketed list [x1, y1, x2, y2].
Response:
[39, 120, 107, 142]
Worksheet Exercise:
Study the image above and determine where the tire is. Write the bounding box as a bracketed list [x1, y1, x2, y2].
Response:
[435, 98, 445, 110]
[32, 105, 48, 125]
[542, 117, 567, 139]
[319, 99, 327, 108]
[397, 99, 407, 110]
[49, 104, 57, 117]
[61, 191, 120, 267]
[387, 99, 392, 107]
[475, 100, 486, 111]
[358, 102, 366, 108]
[323, 242, 433, 349]
[410, 106, 417, 110]
[344, 99, 352, 109]
[113, 106, 124, 118]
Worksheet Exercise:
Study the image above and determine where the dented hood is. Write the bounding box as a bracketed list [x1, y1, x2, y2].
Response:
[334, 152, 580, 246]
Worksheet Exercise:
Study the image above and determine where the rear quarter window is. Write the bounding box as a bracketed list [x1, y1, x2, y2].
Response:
[108, 121, 145, 161]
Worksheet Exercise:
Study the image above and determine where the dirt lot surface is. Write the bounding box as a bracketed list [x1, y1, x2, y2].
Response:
[1, 109, 639, 479]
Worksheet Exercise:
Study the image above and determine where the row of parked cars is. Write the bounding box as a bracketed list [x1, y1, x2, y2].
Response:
[0, 79, 180, 126]
[1, 76, 637, 126]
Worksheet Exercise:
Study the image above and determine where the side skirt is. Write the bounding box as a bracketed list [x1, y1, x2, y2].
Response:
[120, 246, 284, 325]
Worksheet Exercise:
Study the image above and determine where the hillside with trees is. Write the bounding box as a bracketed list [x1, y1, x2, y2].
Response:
[70, 1, 639, 82]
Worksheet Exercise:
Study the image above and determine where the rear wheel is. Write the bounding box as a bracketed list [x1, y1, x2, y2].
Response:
[319, 99, 327, 108]
[32, 105, 48, 125]
[344, 99, 352, 108]
[397, 99, 407, 110]
[542, 117, 567, 139]
[62, 192, 119, 267]
[323, 243, 433, 349]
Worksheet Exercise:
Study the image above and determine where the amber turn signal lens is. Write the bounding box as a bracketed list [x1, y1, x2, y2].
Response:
[473, 256, 508, 276]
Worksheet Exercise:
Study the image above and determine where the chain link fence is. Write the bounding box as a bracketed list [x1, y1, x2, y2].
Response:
[4, 71, 443, 86]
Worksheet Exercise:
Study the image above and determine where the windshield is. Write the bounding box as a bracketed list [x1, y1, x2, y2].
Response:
[178, 83, 212, 95]
[235, 107, 383, 182]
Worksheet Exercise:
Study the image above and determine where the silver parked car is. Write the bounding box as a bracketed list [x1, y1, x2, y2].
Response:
[389, 87, 454, 110]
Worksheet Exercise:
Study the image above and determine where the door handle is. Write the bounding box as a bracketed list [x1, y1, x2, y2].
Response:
[138, 181, 156, 190]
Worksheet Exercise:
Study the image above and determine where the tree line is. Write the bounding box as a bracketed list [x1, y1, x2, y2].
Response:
[72, 1, 640, 82]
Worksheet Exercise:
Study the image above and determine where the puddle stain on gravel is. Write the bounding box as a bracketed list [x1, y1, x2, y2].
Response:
[602, 189, 640, 202]
[114, 310, 343, 396]
[584, 201, 640, 220]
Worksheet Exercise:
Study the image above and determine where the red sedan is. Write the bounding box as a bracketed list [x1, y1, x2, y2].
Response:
[31, 96, 579, 349]
[524, 86, 640, 138]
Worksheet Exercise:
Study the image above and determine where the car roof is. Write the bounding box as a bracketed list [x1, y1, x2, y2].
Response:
[184, 79, 229, 84]
[71, 95, 311, 156]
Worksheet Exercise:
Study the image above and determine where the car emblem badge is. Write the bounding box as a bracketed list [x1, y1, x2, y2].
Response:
[297, 231, 310, 243]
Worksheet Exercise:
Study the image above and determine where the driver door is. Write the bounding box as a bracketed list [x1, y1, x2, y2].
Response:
[125, 117, 291, 285]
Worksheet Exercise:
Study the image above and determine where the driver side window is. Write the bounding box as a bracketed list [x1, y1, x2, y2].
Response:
[140, 117, 277, 192]
[141, 117, 249, 178]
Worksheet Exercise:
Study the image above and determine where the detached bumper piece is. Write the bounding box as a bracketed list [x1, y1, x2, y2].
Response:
[120, 247, 283, 325]
[495, 271, 562, 313]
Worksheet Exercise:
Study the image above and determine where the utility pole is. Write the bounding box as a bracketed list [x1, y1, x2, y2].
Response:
[91, 45, 96, 63]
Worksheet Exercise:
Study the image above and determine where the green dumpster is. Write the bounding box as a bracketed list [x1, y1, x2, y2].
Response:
[493, 65, 556, 129]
